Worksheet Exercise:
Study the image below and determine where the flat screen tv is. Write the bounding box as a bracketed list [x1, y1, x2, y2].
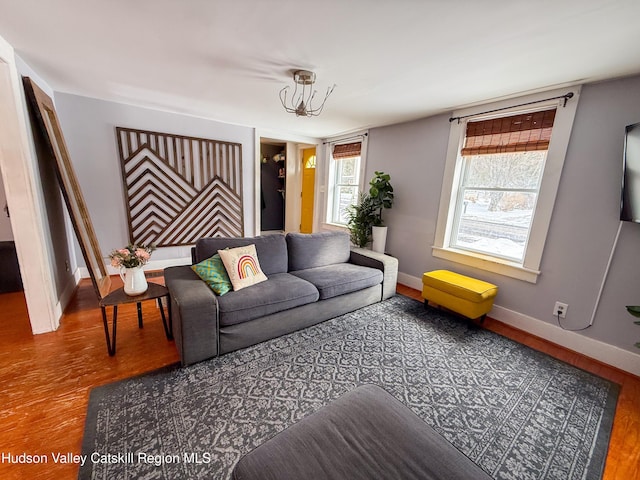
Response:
[621, 122, 640, 223]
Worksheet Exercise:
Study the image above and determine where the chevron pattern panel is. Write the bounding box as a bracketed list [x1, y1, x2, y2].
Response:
[116, 127, 243, 247]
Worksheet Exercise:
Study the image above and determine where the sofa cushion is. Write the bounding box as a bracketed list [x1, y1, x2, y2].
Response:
[232, 384, 493, 480]
[218, 244, 268, 291]
[194, 234, 288, 275]
[217, 273, 319, 327]
[290, 263, 383, 300]
[190, 253, 233, 295]
[286, 231, 350, 271]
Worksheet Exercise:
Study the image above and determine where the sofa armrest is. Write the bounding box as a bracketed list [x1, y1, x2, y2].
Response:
[349, 248, 398, 300]
[164, 265, 219, 366]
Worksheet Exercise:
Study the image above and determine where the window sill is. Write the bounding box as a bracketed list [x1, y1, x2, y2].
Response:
[321, 222, 349, 232]
[431, 246, 540, 283]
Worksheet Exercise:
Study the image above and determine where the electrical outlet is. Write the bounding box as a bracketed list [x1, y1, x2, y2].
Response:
[554, 301, 568, 318]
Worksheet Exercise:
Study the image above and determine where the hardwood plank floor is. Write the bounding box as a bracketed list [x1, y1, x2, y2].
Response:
[0, 281, 638, 479]
[0, 278, 179, 480]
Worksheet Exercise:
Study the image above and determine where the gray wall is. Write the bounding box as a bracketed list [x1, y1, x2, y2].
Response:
[54, 93, 256, 267]
[366, 74, 640, 354]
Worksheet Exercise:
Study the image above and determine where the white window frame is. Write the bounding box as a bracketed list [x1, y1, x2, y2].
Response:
[324, 133, 368, 228]
[433, 87, 581, 283]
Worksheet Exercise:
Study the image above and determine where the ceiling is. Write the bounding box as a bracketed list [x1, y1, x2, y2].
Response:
[1, 0, 640, 138]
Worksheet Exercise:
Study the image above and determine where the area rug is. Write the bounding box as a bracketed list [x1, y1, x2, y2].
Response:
[79, 295, 619, 480]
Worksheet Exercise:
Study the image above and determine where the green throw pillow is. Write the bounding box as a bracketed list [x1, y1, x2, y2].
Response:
[191, 253, 233, 295]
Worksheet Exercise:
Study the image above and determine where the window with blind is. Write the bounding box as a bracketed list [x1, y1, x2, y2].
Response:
[451, 108, 555, 262]
[433, 88, 580, 283]
[327, 141, 363, 225]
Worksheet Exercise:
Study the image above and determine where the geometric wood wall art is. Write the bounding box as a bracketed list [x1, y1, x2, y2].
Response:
[115, 127, 244, 247]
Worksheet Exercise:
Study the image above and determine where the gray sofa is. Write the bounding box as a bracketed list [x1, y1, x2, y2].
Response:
[164, 231, 398, 366]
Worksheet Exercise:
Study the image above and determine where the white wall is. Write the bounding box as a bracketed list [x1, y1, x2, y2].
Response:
[365, 74, 640, 370]
[53, 93, 256, 270]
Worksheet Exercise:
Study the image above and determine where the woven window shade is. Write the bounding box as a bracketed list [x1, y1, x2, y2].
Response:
[333, 142, 362, 159]
[461, 108, 557, 156]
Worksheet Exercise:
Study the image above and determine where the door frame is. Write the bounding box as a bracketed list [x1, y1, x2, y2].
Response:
[0, 36, 59, 333]
[254, 130, 320, 235]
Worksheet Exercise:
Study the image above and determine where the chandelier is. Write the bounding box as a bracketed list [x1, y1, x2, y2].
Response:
[279, 70, 335, 117]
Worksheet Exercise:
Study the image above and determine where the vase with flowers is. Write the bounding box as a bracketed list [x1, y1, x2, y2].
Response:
[109, 244, 156, 296]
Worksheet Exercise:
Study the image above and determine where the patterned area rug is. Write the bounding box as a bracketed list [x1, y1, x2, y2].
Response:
[80, 295, 619, 480]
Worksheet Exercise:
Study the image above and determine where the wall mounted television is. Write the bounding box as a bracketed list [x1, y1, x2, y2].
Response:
[621, 122, 640, 223]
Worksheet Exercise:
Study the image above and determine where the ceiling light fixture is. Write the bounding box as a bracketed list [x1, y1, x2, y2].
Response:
[279, 70, 335, 117]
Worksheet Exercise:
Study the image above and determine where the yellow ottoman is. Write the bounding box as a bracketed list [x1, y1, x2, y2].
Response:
[422, 270, 498, 322]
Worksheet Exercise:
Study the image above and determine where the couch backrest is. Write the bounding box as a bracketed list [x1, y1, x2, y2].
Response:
[193, 234, 288, 275]
[286, 231, 350, 271]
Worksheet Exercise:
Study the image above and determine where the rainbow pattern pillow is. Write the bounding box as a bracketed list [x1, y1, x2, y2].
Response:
[217, 244, 268, 291]
[191, 253, 233, 296]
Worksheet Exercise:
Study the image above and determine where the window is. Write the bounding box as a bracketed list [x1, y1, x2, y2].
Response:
[305, 155, 316, 169]
[433, 89, 580, 283]
[326, 140, 365, 226]
[451, 109, 555, 263]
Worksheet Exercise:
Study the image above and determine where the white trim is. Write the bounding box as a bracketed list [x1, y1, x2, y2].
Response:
[255, 129, 321, 235]
[490, 304, 640, 377]
[320, 222, 349, 233]
[433, 87, 581, 282]
[253, 131, 261, 236]
[284, 142, 301, 233]
[397, 272, 640, 377]
[432, 246, 540, 283]
[397, 271, 423, 291]
[0, 36, 59, 334]
[54, 274, 81, 319]
[323, 131, 369, 226]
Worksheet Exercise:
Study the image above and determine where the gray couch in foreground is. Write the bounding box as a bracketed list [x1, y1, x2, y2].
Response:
[164, 231, 398, 366]
[232, 384, 492, 480]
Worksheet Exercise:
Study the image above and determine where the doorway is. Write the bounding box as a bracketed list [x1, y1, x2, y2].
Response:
[256, 134, 320, 236]
[260, 141, 286, 233]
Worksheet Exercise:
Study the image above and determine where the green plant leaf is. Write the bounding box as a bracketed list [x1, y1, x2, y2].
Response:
[626, 306, 640, 318]
[368, 171, 394, 225]
[346, 192, 376, 247]
[635, 342, 640, 349]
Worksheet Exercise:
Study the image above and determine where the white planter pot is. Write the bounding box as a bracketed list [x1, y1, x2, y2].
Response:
[371, 226, 388, 253]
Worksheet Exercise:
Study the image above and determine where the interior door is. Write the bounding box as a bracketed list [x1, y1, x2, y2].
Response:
[300, 148, 316, 233]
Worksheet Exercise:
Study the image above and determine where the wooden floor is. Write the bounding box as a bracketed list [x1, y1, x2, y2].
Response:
[0, 281, 638, 479]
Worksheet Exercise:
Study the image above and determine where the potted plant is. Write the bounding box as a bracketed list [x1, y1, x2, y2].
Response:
[346, 193, 376, 248]
[368, 171, 394, 253]
[109, 243, 156, 296]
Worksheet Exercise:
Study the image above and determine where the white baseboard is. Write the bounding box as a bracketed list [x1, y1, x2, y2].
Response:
[398, 271, 423, 291]
[397, 272, 640, 377]
[491, 304, 640, 377]
[78, 257, 192, 279]
[52, 271, 82, 324]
